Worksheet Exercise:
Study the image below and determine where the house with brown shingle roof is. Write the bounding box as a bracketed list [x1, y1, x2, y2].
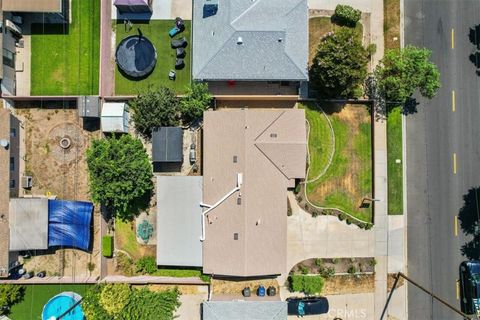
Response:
[202, 109, 306, 277]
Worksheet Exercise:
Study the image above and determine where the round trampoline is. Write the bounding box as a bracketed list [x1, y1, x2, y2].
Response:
[116, 35, 157, 78]
[42, 292, 84, 320]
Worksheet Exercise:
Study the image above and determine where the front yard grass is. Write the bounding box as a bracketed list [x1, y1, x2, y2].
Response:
[387, 107, 403, 214]
[384, 0, 401, 49]
[9, 284, 90, 320]
[114, 20, 191, 95]
[309, 16, 363, 64]
[301, 103, 373, 223]
[30, 0, 100, 95]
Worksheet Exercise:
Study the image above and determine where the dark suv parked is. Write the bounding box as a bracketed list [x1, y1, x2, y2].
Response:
[287, 296, 329, 316]
[459, 260, 480, 315]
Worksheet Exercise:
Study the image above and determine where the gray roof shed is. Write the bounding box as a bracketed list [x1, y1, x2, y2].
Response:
[156, 176, 203, 267]
[202, 301, 287, 320]
[152, 127, 183, 163]
[193, 0, 308, 81]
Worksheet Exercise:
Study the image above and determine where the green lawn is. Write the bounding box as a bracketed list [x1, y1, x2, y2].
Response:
[302, 103, 373, 222]
[9, 284, 91, 320]
[387, 107, 403, 214]
[115, 20, 191, 95]
[30, 0, 100, 95]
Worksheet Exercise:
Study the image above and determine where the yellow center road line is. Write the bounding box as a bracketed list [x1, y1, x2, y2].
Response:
[453, 153, 457, 174]
[452, 90, 456, 112]
[454, 215, 458, 236]
[456, 280, 461, 300]
[452, 28, 455, 49]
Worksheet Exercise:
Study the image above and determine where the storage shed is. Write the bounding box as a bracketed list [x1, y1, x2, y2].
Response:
[114, 0, 152, 13]
[101, 102, 129, 133]
[152, 127, 183, 171]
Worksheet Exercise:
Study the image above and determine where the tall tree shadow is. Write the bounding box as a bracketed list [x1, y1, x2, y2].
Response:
[458, 187, 480, 259]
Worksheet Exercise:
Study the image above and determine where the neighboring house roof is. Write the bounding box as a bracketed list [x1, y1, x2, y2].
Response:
[2, 0, 62, 12]
[193, 0, 308, 81]
[156, 176, 203, 267]
[101, 102, 129, 133]
[202, 301, 287, 320]
[0, 109, 10, 277]
[9, 198, 49, 251]
[152, 127, 183, 163]
[202, 109, 306, 277]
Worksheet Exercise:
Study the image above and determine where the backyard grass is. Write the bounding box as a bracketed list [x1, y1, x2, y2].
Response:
[309, 17, 363, 64]
[384, 0, 401, 49]
[116, 219, 155, 260]
[30, 0, 100, 95]
[301, 102, 373, 222]
[387, 107, 403, 214]
[115, 20, 191, 95]
[9, 284, 90, 320]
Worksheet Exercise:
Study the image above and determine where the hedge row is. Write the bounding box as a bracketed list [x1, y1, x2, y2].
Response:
[289, 275, 325, 295]
[102, 235, 113, 258]
[334, 4, 361, 27]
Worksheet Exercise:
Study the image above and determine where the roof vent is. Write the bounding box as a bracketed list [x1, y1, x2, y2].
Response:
[237, 37, 243, 45]
[270, 133, 277, 138]
[278, 38, 283, 43]
[234, 233, 239, 240]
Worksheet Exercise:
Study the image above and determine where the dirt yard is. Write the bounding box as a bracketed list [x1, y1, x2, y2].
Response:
[14, 105, 102, 278]
[291, 257, 376, 275]
[212, 278, 279, 295]
[323, 274, 374, 295]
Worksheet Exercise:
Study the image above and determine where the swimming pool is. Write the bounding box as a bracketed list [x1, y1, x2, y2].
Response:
[42, 292, 84, 320]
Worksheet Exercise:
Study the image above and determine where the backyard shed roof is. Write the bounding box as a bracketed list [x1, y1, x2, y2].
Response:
[101, 102, 129, 133]
[193, 0, 308, 81]
[114, 0, 152, 13]
[2, 0, 62, 12]
[9, 198, 49, 251]
[202, 301, 287, 320]
[202, 109, 306, 277]
[152, 127, 183, 163]
[156, 176, 203, 267]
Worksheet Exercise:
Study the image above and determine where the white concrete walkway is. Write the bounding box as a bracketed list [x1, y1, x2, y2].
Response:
[283, 192, 375, 284]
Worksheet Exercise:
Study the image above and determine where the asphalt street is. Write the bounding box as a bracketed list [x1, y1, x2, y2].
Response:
[405, 0, 480, 319]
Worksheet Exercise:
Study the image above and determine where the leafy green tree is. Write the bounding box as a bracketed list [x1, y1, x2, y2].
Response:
[180, 82, 213, 124]
[334, 4, 361, 27]
[374, 45, 441, 104]
[121, 287, 181, 320]
[129, 86, 181, 139]
[82, 285, 112, 320]
[86, 135, 153, 220]
[99, 284, 131, 317]
[0, 284, 25, 313]
[309, 27, 370, 99]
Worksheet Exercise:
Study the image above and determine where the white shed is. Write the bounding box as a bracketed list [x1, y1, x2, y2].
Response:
[101, 102, 129, 133]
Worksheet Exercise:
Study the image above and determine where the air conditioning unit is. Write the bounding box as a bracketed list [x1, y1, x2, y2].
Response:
[21, 176, 32, 189]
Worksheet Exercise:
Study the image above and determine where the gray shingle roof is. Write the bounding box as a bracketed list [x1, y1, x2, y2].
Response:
[193, 0, 308, 81]
[152, 127, 183, 162]
[202, 301, 287, 320]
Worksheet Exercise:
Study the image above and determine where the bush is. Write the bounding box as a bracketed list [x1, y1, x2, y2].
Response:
[102, 235, 113, 258]
[311, 209, 322, 217]
[338, 213, 346, 221]
[347, 265, 358, 275]
[334, 4, 361, 27]
[180, 82, 213, 124]
[332, 258, 340, 264]
[100, 283, 131, 316]
[320, 267, 336, 279]
[369, 258, 377, 267]
[136, 256, 158, 275]
[365, 224, 373, 230]
[116, 252, 135, 276]
[0, 284, 25, 314]
[289, 275, 325, 295]
[314, 258, 323, 267]
[299, 264, 309, 275]
[346, 218, 353, 225]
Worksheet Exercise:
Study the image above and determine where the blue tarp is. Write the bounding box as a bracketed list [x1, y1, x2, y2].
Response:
[48, 200, 93, 251]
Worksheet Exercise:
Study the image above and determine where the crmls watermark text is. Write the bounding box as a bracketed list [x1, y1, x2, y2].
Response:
[327, 308, 368, 319]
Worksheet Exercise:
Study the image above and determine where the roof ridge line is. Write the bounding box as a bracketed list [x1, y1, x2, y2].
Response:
[254, 143, 290, 180]
[195, 31, 237, 80]
[254, 110, 286, 142]
[230, 0, 261, 29]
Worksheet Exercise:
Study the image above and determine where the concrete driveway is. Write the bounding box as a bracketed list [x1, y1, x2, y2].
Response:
[174, 292, 208, 320]
[283, 192, 374, 281]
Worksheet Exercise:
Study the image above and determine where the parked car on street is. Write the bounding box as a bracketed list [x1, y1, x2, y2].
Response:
[459, 260, 480, 315]
[287, 296, 329, 316]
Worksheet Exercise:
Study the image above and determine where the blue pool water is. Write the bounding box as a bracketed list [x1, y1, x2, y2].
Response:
[42, 294, 84, 320]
